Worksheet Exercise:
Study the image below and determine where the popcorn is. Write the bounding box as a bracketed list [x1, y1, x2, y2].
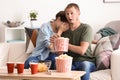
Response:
[56, 54, 72, 59]
[37, 63, 48, 72]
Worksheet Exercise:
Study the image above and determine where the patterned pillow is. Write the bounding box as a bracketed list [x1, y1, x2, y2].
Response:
[25, 27, 39, 54]
[94, 36, 113, 70]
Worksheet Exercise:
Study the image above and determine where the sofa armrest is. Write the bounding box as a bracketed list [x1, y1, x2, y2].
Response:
[0, 43, 9, 67]
[8, 43, 28, 62]
[111, 49, 120, 80]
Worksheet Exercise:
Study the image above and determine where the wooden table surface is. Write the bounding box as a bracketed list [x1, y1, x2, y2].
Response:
[0, 67, 86, 80]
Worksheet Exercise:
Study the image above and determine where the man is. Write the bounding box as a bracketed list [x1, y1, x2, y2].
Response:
[24, 11, 69, 69]
[64, 3, 96, 80]
[51, 3, 96, 80]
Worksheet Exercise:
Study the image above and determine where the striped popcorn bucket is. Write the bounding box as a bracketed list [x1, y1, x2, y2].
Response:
[55, 57, 73, 73]
[54, 37, 69, 52]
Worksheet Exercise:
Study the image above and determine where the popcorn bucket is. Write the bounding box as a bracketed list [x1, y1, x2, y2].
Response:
[55, 54, 73, 73]
[54, 37, 69, 52]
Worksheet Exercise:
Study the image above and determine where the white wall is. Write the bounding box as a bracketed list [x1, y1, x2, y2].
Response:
[0, 0, 120, 34]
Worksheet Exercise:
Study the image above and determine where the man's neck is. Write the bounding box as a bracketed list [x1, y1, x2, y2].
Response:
[70, 21, 81, 31]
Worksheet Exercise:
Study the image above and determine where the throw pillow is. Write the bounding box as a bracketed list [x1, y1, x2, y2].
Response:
[94, 36, 113, 70]
[109, 33, 120, 50]
[25, 27, 39, 54]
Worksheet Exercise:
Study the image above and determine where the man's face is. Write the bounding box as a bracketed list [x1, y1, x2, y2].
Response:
[65, 7, 80, 24]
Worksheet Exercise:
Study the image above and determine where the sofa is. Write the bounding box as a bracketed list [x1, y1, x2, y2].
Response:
[0, 42, 120, 80]
[0, 20, 120, 80]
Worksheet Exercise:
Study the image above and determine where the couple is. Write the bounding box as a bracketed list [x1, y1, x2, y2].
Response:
[24, 3, 96, 80]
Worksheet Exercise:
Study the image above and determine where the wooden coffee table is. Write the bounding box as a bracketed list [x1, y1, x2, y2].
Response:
[0, 67, 86, 80]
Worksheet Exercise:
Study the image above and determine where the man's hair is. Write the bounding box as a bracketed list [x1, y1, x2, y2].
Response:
[65, 3, 80, 11]
[55, 11, 68, 22]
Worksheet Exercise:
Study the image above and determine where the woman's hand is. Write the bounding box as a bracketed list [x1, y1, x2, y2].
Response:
[50, 34, 59, 43]
[49, 34, 59, 51]
[57, 22, 69, 36]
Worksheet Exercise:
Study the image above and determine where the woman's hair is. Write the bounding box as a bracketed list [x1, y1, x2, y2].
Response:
[55, 11, 68, 22]
[64, 3, 80, 12]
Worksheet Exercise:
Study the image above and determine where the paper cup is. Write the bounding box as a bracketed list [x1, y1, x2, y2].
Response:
[16, 62, 24, 74]
[6, 62, 15, 73]
[30, 63, 38, 74]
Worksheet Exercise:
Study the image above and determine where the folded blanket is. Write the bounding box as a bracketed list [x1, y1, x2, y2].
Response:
[97, 27, 117, 37]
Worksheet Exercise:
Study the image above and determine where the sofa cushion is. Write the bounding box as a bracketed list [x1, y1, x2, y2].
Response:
[25, 27, 39, 54]
[91, 44, 97, 54]
[94, 33, 102, 42]
[109, 33, 120, 50]
[90, 69, 111, 80]
[0, 43, 9, 67]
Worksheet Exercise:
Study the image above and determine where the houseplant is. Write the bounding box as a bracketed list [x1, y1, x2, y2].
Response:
[30, 10, 38, 20]
[29, 10, 38, 28]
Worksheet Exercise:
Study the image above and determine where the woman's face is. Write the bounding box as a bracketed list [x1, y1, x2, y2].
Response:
[55, 17, 64, 29]
[65, 7, 80, 24]
[55, 17, 69, 32]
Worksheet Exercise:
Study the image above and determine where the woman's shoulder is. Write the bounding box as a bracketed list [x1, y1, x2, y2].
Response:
[40, 21, 51, 30]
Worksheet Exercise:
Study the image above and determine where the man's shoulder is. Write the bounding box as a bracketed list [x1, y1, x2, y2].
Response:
[81, 23, 91, 28]
[78, 23, 92, 32]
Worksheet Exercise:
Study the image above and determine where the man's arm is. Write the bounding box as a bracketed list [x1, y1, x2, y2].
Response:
[68, 24, 92, 55]
[68, 41, 89, 55]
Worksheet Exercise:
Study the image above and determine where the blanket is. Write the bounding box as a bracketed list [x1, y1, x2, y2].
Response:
[97, 27, 117, 37]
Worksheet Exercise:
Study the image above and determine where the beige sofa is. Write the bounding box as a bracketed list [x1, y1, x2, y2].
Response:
[0, 42, 120, 80]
